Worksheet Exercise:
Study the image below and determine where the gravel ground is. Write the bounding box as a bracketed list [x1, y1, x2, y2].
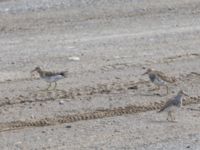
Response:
[0, 0, 200, 149]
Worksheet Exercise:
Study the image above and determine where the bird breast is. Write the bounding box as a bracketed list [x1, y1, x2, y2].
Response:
[149, 74, 165, 86]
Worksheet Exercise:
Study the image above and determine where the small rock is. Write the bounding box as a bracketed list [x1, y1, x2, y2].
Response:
[115, 76, 121, 80]
[68, 56, 80, 61]
[41, 131, 46, 133]
[14, 141, 22, 145]
[5, 8, 10, 12]
[114, 129, 120, 132]
[19, 95, 24, 98]
[48, 138, 52, 142]
[65, 125, 71, 128]
[186, 145, 190, 148]
[4, 97, 9, 100]
[142, 66, 146, 69]
[128, 85, 138, 90]
[154, 93, 162, 96]
[114, 56, 120, 59]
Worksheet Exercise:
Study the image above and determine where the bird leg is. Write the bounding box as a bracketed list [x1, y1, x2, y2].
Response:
[165, 85, 169, 94]
[167, 111, 170, 121]
[171, 112, 176, 121]
[53, 82, 57, 90]
[167, 111, 176, 122]
[167, 111, 172, 121]
[169, 112, 173, 121]
[45, 83, 52, 91]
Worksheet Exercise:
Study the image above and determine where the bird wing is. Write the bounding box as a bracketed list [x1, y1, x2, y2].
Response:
[43, 71, 57, 77]
[158, 98, 174, 112]
[46, 71, 68, 77]
[153, 71, 176, 83]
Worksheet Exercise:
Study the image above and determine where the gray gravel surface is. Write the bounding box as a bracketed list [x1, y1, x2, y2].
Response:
[0, 0, 200, 149]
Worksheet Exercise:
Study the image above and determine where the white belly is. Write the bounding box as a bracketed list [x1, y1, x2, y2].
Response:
[43, 75, 64, 83]
[153, 77, 165, 86]
[164, 105, 179, 112]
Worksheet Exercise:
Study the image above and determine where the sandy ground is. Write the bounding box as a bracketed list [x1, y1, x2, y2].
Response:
[0, 0, 200, 149]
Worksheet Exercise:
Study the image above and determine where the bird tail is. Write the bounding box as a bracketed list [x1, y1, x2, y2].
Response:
[164, 76, 176, 83]
[191, 72, 200, 76]
[156, 71, 176, 83]
[60, 71, 68, 78]
[157, 108, 164, 113]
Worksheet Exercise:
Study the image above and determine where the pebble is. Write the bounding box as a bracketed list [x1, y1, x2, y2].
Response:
[68, 56, 80, 61]
[30, 115, 35, 119]
[114, 129, 120, 132]
[186, 145, 190, 148]
[114, 56, 120, 59]
[41, 131, 46, 133]
[65, 125, 72, 128]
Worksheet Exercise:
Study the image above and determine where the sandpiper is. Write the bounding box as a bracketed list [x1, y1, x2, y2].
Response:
[142, 68, 176, 94]
[158, 90, 188, 122]
[31, 67, 67, 90]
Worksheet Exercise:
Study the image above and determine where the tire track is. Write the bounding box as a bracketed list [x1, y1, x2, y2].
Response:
[0, 80, 147, 108]
[0, 96, 199, 132]
[0, 71, 197, 108]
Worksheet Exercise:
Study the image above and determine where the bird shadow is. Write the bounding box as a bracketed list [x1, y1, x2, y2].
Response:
[138, 92, 167, 97]
[148, 118, 177, 124]
[54, 89, 67, 92]
[32, 89, 67, 95]
[36, 88, 66, 92]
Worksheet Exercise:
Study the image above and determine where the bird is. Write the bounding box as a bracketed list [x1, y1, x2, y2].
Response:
[158, 90, 188, 122]
[31, 67, 67, 90]
[191, 72, 200, 76]
[142, 68, 176, 94]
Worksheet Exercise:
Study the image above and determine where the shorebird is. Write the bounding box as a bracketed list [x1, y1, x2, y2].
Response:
[191, 72, 200, 76]
[158, 90, 188, 122]
[142, 68, 176, 94]
[31, 67, 67, 90]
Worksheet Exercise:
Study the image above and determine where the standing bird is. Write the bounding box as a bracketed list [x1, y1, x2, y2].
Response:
[158, 90, 188, 122]
[142, 68, 176, 94]
[31, 67, 67, 90]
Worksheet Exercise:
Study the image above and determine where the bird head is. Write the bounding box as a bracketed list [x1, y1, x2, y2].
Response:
[178, 90, 188, 97]
[142, 68, 152, 75]
[31, 66, 42, 73]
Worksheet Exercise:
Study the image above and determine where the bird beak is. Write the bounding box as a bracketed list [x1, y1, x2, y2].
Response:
[183, 92, 189, 97]
[30, 68, 36, 73]
[142, 71, 148, 75]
